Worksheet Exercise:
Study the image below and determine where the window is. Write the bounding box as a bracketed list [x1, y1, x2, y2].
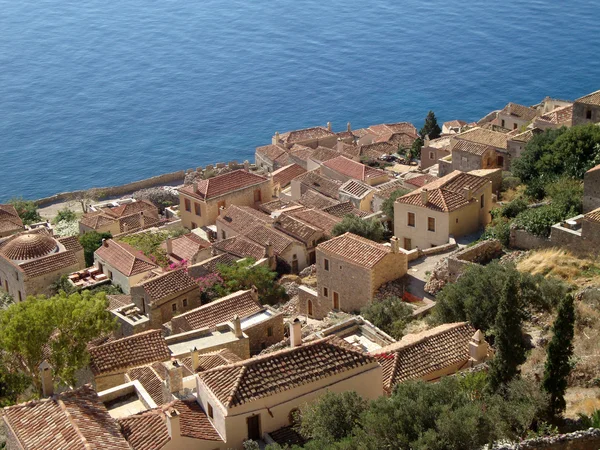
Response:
[207, 402, 214, 419]
[221, 230, 226, 239]
[191, 222, 197, 229]
[183, 299, 188, 308]
[501, 119, 505, 128]
[184, 198, 191, 212]
[480, 194, 485, 209]
[254, 189, 262, 202]
[407, 212, 415, 227]
[172, 303, 177, 312]
[323, 287, 328, 297]
[267, 326, 273, 337]
[107, 270, 113, 280]
[497, 155, 504, 167]
[194, 202, 201, 216]
[456, 218, 459, 223]
[429, 151, 434, 160]
[427, 217, 436, 232]
[18, 291, 22, 302]
[586, 109, 592, 120]
[261, 343, 266, 350]
[324, 258, 329, 271]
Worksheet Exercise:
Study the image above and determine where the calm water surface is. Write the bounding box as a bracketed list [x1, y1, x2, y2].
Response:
[0, 0, 599, 200]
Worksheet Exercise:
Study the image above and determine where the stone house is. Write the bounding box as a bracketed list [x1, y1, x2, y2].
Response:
[533, 104, 573, 130]
[419, 136, 451, 170]
[306, 146, 342, 171]
[321, 155, 389, 186]
[496, 102, 538, 131]
[506, 128, 542, 161]
[0, 204, 24, 238]
[371, 179, 410, 213]
[254, 144, 289, 173]
[89, 329, 172, 391]
[289, 170, 342, 202]
[584, 163, 600, 213]
[441, 120, 468, 135]
[130, 269, 202, 329]
[572, 89, 600, 126]
[354, 122, 418, 147]
[299, 233, 408, 319]
[394, 171, 493, 250]
[271, 163, 306, 191]
[0, 230, 85, 300]
[273, 214, 323, 265]
[273, 124, 338, 149]
[297, 189, 339, 209]
[287, 145, 316, 170]
[171, 288, 284, 355]
[94, 239, 160, 294]
[178, 170, 272, 230]
[213, 234, 270, 262]
[370, 322, 490, 394]
[3, 385, 131, 450]
[194, 333, 382, 448]
[161, 232, 212, 266]
[79, 200, 160, 236]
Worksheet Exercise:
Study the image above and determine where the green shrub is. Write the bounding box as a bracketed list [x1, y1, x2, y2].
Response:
[52, 207, 77, 225]
[360, 296, 413, 339]
[500, 198, 528, 219]
[513, 205, 566, 238]
[501, 176, 522, 192]
[481, 218, 511, 247]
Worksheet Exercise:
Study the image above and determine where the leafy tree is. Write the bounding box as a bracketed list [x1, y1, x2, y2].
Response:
[545, 177, 583, 216]
[71, 188, 104, 213]
[542, 294, 575, 417]
[332, 215, 384, 242]
[299, 391, 368, 445]
[215, 259, 288, 305]
[500, 197, 528, 219]
[8, 198, 41, 225]
[360, 296, 413, 339]
[410, 137, 424, 160]
[488, 272, 527, 392]
[79, 231, 112, 266]
[481, 218, 511, 247]
[513, 204, 567, 237]
[0, 291, 116, 392]
[0, 361, 30, 407]
[381, 188, 410, 227]
[420, 110, 442, 141]
[52, 207, 77, 225]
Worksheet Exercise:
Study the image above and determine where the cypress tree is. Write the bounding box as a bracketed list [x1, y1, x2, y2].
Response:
[420, 111, 442, 140]
[542, 294, 575, 417]
[488, 272, 527, 392]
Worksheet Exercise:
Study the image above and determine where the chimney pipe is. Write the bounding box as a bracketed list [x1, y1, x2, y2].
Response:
[265, 241, 273, 258]
[39, 360, 54, 397]
[469, 330, 488, 363]
[102, 238, 108, 248]
[165, 407, 181, 439]
[250, 285, 259, 302]
[421, 189, 429, 205]
[190, 347, 199, 372]
[166, 361, 183, 395]
[347, 122, 351, 132]
[327, 122, 332, 131]
[194, 182, 199, 194]
[290, 318, 302, 348]
[139, 211, 145, 229]
[233, 315, 243, 338]
[390, 236, 400, 254]
[463, 187, 472, 201]
[166, 238, 173, 255]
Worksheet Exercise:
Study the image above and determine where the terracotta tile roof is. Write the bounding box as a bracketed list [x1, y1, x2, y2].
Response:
[337, 142, 361, 159]
[452, 139, 494, 156]
[140, 269, 198, 303]
[275, 214, 321, 242]
[339, 179, 375, 199]
[118, 212, 161, 233]
[509, 129, 535, 143]
[374, 179, 410, 200]
[404, 174, 438, 188]
[119, 398, 222, 448]
[288, 144, 315, 162]
[378, 132, 417, 148]
[0, 204, 24, 234]
[279, 126, 336, 144]
[95, 239, 158, 276]
[444, 120, 467, 128]
[322, 202, 369, 218]
[309, 146, 340, 163]
[79, 212, 116, 229]
[81, 201, 159, 231]
[455, 127, 508, 149]
[324, 156, 387, 181]
[259, 198, 292, 214]
[242, 223, 297, 255]
[171, 289, 261, 333]
[298, 190, 340, 209]
[584, 207, 600, 224]
[198, 336, 376, 408]
[537, 105, 573, 125]
[180, 348, 243, 374]
[19, 250, 80, 278]
[3, 385, 130, 450]
[188, 253, 238, 277]
[107, 294, 133, 310]
[179, 170, 268, 201]
[127, 366, 165, 405]
[57, 235, 83, 253]
[213, 235, 266, 260]
[318, 232, 391, 268]
[441, 172, 491, 194]
[351, 127, 372, 138]
[396, 188, 470, 213]
[360, 142, 397, 159]
[217, 205, 273, 234]
[368, 122, 418, 138]
[162, 233, 210, 263]
[109, 200, 159, 219]
[255, 144, 287, 162]
[272, 163, 307, 188]
[371, 322, 476, 392]
[294, 170, 342, 199]
[287, 208, 342, 236]
[499, 102, 538, 121]
[0, 231, 58, 260]
[89, 329, 170, 375]
[575, 89, 600, 106]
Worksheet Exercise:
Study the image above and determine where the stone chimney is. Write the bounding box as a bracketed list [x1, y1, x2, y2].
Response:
[233, 315, 243, 339]
[139, 211, 145, 229]
[166, 238, 173, 255]
[193, 182, 200, 194]
[265, 241, 273, 258]
[39, 360, 54, 397]
[250, 285, 259, 302]
[421, 189, 429, 205]
[347, 122, 351, 132]
[190, 347, 199, 372]
[102, 238, 108, 248]
[390, 236, 400, 253]
[290, 318, 302, 348]
[469, 330, 488, 363]
[166, 361, 183, 395]
[274, 131, 280, 144]
[463, 187, 472, 201]
[244, 160, 250, 171]
[327, 122, 332, 131]
[165, 407, 181, 439]
[424, 135, 430, 146]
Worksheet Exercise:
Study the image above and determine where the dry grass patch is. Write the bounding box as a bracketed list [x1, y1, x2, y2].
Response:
[517, 248, 600, 284]
[500, 184, 526, 202]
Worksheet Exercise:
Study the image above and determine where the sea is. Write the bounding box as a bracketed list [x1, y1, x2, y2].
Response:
[1, 0, 599, 202]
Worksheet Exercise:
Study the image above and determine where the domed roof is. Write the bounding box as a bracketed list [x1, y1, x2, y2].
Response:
[1, 233, 58, 261]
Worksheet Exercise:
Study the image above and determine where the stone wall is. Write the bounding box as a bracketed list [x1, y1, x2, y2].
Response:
[243, 310, 285, 355]
[510, 228, 552, 250]
[583, 167, 600, 213]
[493, 428, 600, 450]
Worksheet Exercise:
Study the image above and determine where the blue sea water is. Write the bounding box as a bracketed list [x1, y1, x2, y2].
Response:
[0, 0, 599, 201]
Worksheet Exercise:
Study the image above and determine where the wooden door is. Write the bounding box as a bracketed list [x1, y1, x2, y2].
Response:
[247, 415, 261, 441]
[333, 292, 340, 310]
[403, 238, 411, 250]
[308, 300, 313, 316]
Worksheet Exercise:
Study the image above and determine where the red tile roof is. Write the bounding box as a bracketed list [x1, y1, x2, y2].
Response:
[575, 89, 600, 106]
[309, 146, 340, 163]
[127, 365, 165, 405]
[293, 170, 342, 199]
[217, 205, 273, 234]
[452, 139, 494, 156]
[584, 207, 600, 224]
[395, 188, 470, 212]
[359, 142, 397, 159]
[404, 174, 438, 188]
[318, 232, 391, 268]
[279, 126, 336, 144]
[89, 329, 170, 375]
[499, 102, 538, 121]
[339, 179, 374, 199]
[3, 385, 130, 450]
[272, 163, 307, 188]
[243, 223, 298, 254]
[95, 239, 159, 277]
[288, 144, 315, 162]
[180, 348, 243, 374]
[139, 269, 199, 303]
[455, 127, 508, 149]
[255, 144, 287, 162]
[275, 214, 321, 242]
[171, 289, 262, 333]
[19, 251, 80, 278]
[298, 190, 340, 209]
[213, 235, 267, 260]
[0, 204, 24, 234]
[198, 336, 377, 408]
[162, 233, 210, 263]
[287, 208, 342, 236]
[324, 156, 387, 181]
[179, 170, 268, 201]
[322, 202, 369, 218]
